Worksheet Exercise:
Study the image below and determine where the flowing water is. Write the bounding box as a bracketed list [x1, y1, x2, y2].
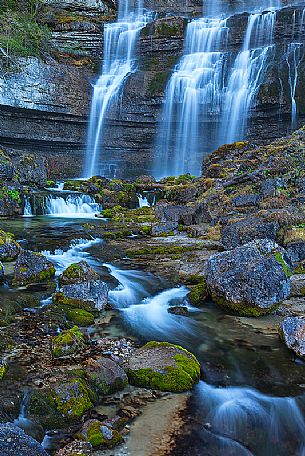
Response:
[84, 0, 151, 178]
[1, 206, 305, 455]
[45, 194, 101, 218]
[153, 2, 305, 178]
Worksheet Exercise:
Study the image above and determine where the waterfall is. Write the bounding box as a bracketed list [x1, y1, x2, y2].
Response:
[219, 11, 276, 144]
[154, 18, 229, 178]
[45, 194, 101, 218]
[285, 42, 304, 130]
[154, 8, 279, 178]
[23, 196, 33, 217]
[84, 0, 150, 179]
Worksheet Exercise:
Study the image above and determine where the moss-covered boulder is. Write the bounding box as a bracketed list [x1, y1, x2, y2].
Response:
[80, 419, 123, 449]
[54, 261, 108, 312]
[51, 326, 85, 358]
[279, 316, 305, 360]
[126, 341, 200, 392]
[206, 239, 292, 317]
[0, 230, 20, 262]
[188, 280, 208, 306]
[14, 250, 55, 286]
[87, 357, 128, 396]
[53, 379, 94, 419]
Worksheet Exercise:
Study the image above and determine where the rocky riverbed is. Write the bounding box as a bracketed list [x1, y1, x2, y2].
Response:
[0, 127, 305, 455]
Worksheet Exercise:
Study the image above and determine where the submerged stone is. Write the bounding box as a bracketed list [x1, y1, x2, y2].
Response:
[14, 250, 55, 286]
[126, 341, 200, 392]
[280, 316, 305, 360]
[206, 239, 292, 317]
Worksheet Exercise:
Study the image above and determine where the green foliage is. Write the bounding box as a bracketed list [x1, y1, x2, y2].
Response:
[148, 71, 169, 96]
[0, 1, 50, 59]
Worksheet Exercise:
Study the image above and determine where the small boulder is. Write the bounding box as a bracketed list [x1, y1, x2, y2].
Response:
[167, 306, 189, 316]
[14, 250, 55, 286]
[126, 341, 200, 392]
[206, 239, 292, 316]
[87, 357, 128, 395]
[51, 326, 85, 358]
[0, 423, 48, 456]
[151, 222, 178, 236]
[0, 230, 20, 261]
[290, 275, 305, 297]
[284, 227, 305, 263]
[80, 420, 123, 449]
[279, 316, 305, 359]
[221, 217, 279, 250]
[54, 261, 108, 311]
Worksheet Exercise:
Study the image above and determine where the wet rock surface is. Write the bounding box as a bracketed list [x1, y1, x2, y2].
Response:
[0, 423, 48, 456]
[280, 316, 305, 359]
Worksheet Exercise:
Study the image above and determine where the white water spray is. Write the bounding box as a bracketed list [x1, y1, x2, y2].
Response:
[45, 194, 101, 218]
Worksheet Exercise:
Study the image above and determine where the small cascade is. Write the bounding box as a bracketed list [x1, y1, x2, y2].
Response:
[45, 194, 101, 218]
[23, 196, 33, 217]
[285, 42, 304, 130]
[219, 10, 276, 144]
[154, 17, 229, 178]
[194, 381, 305, 455]
[84, 0, 151, 178]
[137, 193, 150, 207]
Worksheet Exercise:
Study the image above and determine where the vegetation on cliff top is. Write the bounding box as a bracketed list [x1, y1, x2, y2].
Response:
[0, 0, 50, 60]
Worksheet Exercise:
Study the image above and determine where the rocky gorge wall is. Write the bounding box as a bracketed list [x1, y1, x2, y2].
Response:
[0, 0, 304, 178]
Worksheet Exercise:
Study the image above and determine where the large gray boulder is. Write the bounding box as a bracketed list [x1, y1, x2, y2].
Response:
[14, 250, 55, 285]
[0, 423, 48, 456]
[280, 316, 305, 359]
[221, 217, 279, 250]
[206, 239, 292, 316]
[54, 261, 108, 311]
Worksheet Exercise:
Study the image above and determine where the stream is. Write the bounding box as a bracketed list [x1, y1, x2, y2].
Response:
[1, 198, 305, 456]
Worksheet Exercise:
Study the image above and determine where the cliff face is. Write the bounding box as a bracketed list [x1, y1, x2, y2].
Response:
[0, 1, 304, 178]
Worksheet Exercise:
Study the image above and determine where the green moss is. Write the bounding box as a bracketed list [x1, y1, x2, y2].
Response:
[127, 341, 200, 392]
[86, 421, 123, 448]
[54, 378, 93, 419]
[0, 365, 6, 380]
[38, 266, 56, 281]
[213, 295, 279, 317]
[28, 390, 66, 429]
[273, 251, 292, 278]
[65, 308, 95, 326]
[51, 326, 84, 358]
[52, 292, 95, 312]
[148, 71, 169, 96]
[188, 280, 208, 306]
[126, 245, 196, 257]
[0, 3, 51, 59]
